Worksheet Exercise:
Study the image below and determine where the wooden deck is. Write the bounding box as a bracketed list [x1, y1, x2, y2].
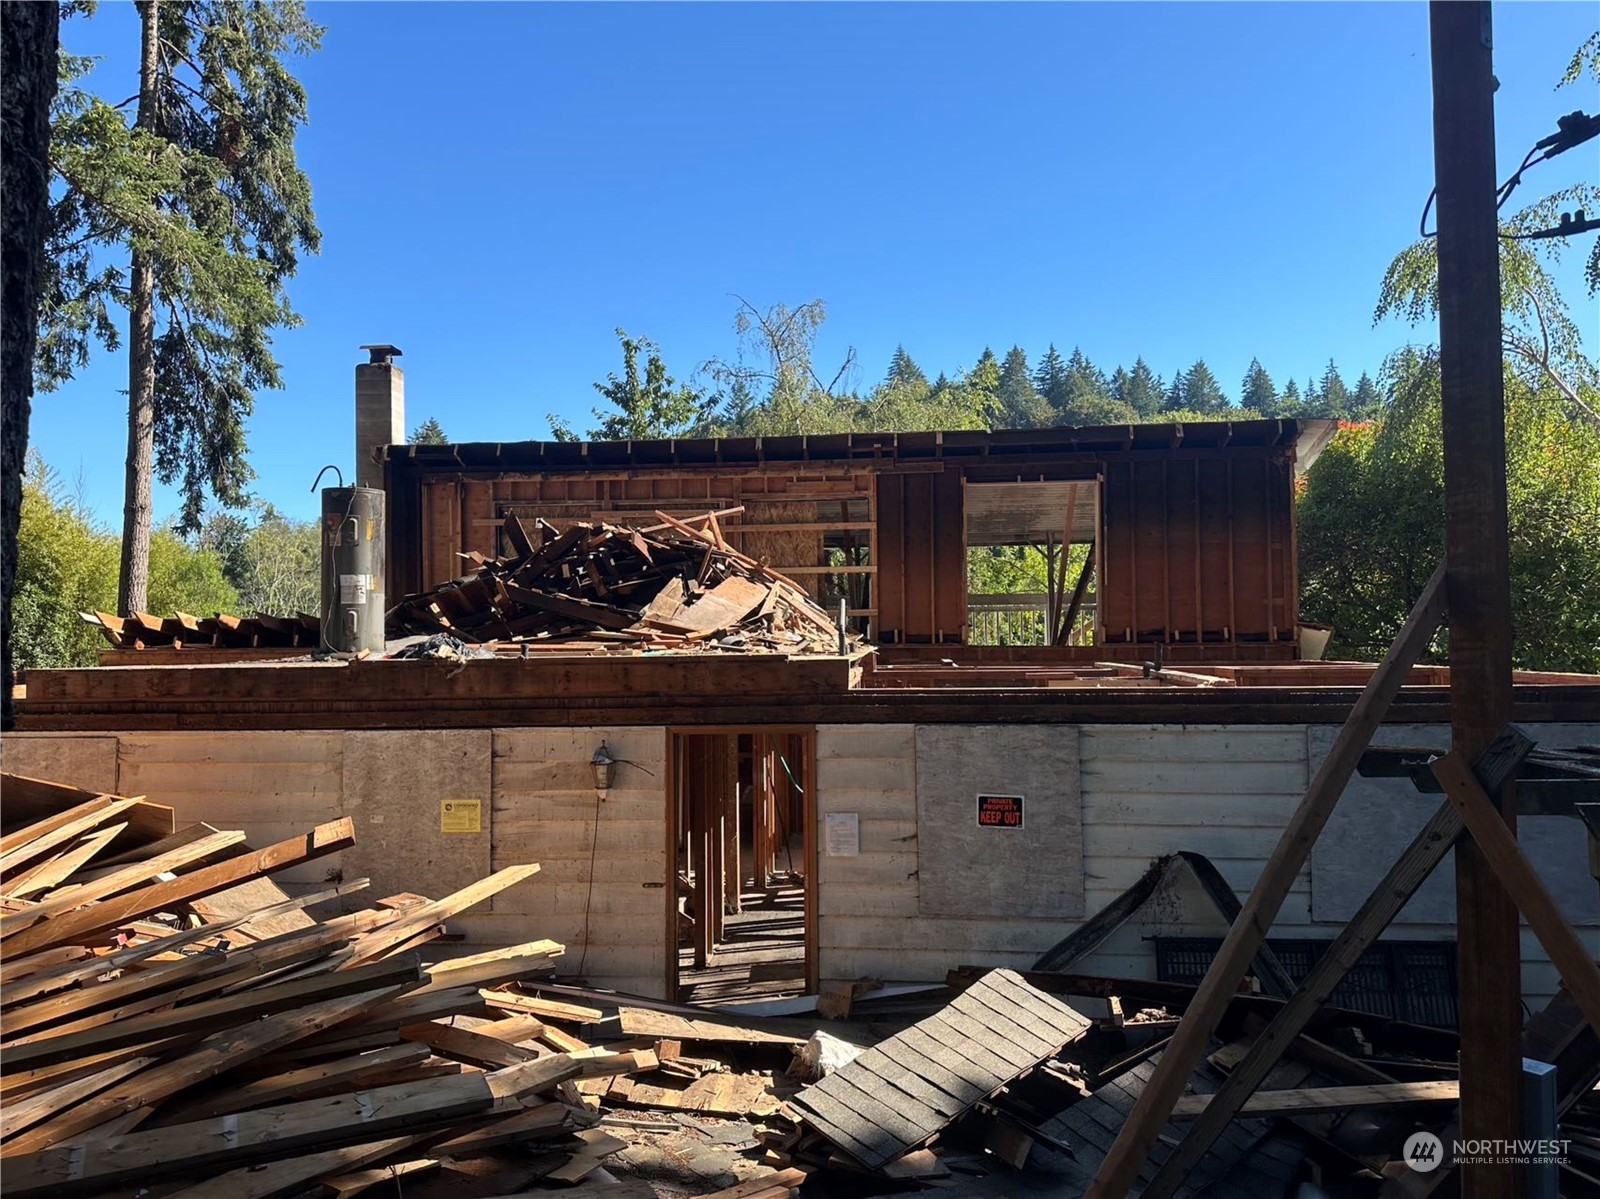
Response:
[786, 969, 1092, 1170]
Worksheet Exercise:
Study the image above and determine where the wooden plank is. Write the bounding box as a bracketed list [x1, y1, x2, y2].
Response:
[0, 800, 144, 877]
[1, 829, 250, 936]
[399, 1019, 542, 1069]
[1432, 751, 1600, 1038]
[615, 1006, 804, 1045]
[0, 953, 421, 1071]
[699, 1170, 808, 1199]
[0, 775, 174, 846]
[1170, 1080, 1459, 1118]
[544, 1129, 628, 1184]
[480, 989, 601, 1024]
[188, 876, 316, 939]
[339, 864, 541, 967]
[161, 1134, 428, 1199]
[0, 945, 92, 986]
[0, 819, 356, 958]
[152, 1044, 434, 1124]
[1141, 728, 1535, 1199]
[2, 1050, 589, 1194]
[1085, 560, 1447, 1199]
[3, 823, 128, 899]
[1, 985, 407, 1153]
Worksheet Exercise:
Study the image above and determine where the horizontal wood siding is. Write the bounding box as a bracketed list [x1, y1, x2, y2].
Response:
[816, 723, 1580, 1010]
[490, 727, 667, 996]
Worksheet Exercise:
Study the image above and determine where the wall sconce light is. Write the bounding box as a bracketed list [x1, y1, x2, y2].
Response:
[591, 742, 617, 796]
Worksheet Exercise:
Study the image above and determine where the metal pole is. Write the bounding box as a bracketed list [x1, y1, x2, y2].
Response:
[1430, 5, 1520, 1195]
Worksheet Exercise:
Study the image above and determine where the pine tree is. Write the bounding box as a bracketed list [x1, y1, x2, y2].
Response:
[1280, 377, 1303, 415]
[886, 344, 927, 389]
[410, 418, 447, 445]
[1032, 344, 1068, 410]
[997, 345, 1051, 428]
[1163, 369, 1187, 412]
[1060, 347, 1122, 424]
[550, 329, 712, 442]
[1305, 377, 1320, 415]
[1240, 358, 1278, 414]
[39, 0, 323, 615]
[1118, 357, 1165, 416]
[1319, 359, 1351, 419]
[1181, 359, 1228, 414]
[1350, 371, 1383, 420]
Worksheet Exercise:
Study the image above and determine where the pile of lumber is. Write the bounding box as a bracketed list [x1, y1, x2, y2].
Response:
[388, 509, 855, 653]
[0, 773, 658, 1195]
[85, 609, 320, 651]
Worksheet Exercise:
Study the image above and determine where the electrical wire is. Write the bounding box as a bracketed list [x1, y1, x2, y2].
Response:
[574, 786, 603, 980]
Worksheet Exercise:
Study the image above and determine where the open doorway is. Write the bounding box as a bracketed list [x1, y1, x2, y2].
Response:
[667, 729, 816, 1004]
[964, 478, 1100, 646]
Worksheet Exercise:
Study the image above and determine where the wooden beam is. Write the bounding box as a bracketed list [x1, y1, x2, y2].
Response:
[1169, 1080, 1459, 1118]
[1142, 727, 1535, 1199]
[1085, 561, 1446, 1199]
[1432, 752, 1600, 1036]
[0, 819, 356, 958]
[0, 985, 407, 1153]
[1430, 6, 1519, 1196]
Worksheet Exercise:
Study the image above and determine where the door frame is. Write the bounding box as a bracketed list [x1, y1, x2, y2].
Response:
[664, 725, 818, 1001]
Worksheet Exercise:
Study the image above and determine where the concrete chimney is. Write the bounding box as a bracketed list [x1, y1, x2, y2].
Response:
[355, 344, 405, 489]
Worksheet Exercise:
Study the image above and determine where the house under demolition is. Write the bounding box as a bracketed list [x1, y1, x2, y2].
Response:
[6, 350, 1596, 1013]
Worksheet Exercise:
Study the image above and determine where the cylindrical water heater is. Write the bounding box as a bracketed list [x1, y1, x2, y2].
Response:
[319, 485, 386, 654]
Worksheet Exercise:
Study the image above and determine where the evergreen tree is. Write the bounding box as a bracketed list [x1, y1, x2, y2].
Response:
[968, 348, 1001, 396]
[886, 344, 927, 389]
[1280, 377, 1303, 414]
[1304, 377, 1321, 416]
[997, 345, 1051, 428]
[1350, 371, 1383, 420]
[1240, 358, 1278, 413]
[1181, 359, 1228, 414]
[1032, 344, 1068, 410]
[39, 0, 324, 615]
[1319, 359, 1352, 419]
[1163, 369, 1187, 412]
[410, 418, 447, 445]
[1059, 347, 1118, 424]
[1118, 357, 1165, 416]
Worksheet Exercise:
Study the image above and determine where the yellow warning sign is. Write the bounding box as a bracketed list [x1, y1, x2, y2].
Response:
[440, 799, 482, 834]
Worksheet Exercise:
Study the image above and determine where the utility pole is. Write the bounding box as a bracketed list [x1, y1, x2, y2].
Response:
[1430, 5, 1520, 1196]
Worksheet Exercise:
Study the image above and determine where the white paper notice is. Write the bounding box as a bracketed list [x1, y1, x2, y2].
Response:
[824, 812, 860, 857]
[339, 573, 368, 605]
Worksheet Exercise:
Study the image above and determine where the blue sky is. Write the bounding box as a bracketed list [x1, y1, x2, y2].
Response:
[31, 1, 1599, 525]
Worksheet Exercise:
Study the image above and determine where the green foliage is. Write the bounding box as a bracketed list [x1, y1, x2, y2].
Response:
[1240, 358, 1278, 413]
[1298, 351, 1600, 671]
[996, 345, 1051, 429]
[1178, 359, 1228, 414]
[1116, 357, 1165, 416]
[410, 418, 447, 445]
[885, 345, 927, 389]
[13, 453, 241, 668]
[553, 328, 716, 441]
[40, 0, 325, 532]
[1032, 345, 1068, 410]
[197, 502, 319, 616]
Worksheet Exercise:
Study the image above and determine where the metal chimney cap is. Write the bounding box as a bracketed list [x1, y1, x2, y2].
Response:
[359, 344, 403, 365]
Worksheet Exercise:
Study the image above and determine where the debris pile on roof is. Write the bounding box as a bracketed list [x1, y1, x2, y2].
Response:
[387, 509, 858, 654]
[84, 609, 320, 650]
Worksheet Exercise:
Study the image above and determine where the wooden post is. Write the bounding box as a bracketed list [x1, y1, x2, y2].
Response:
[1431, 5, 1520, 1192]
[1085, 563, 1445, 1199]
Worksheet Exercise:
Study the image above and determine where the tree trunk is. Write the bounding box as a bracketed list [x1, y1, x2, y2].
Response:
[118, 0, 161, 617]
[1, 1, 60, 729]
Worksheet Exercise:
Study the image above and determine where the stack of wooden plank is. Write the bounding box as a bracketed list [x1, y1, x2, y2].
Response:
[0, 773, 658, 1195]
[85, 609, 321, 651]
[388, 509, 853, 654]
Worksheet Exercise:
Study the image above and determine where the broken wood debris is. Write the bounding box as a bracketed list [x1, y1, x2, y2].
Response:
[387, 511, 859, 654]
[0, 771, 650, 1195]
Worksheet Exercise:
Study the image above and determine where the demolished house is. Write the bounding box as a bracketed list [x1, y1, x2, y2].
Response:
[4, 348, 1599, 1195]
